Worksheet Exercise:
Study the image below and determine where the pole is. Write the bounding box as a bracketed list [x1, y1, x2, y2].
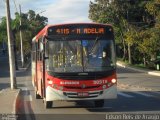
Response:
[19, 4, 24, 67]
[13, 33, 19, 70]
[5, 0, 17, 89]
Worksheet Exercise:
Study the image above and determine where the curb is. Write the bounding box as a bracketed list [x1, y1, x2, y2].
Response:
[118, 83, 159, 91]
[25, 61, 31, 70]
[118, 83, 160, 91]
[148, 71, 160, 77]
[116, 62, 160, 77]
[16, 60, 31, 72]
[0, 89, 21, 114]
[14, 89, 21, 114]
[116, 62, 126, 68]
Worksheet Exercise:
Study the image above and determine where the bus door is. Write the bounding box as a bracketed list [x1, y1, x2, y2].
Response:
[41, 37, 46, 98]
[37, 39, 44, 97]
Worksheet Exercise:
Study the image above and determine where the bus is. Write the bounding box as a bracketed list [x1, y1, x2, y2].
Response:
[31, 23, 117, 108]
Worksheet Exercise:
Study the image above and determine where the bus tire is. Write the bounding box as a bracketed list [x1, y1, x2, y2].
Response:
[94, 100, 104, 107]
[45, 101, 53, 108]
[35, 88, 41, 99]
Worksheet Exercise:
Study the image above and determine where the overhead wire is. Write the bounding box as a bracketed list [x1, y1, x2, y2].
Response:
[12, 0, 19, 13]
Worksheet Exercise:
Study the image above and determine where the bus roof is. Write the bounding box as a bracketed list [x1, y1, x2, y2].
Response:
[35, 23, 113, 41]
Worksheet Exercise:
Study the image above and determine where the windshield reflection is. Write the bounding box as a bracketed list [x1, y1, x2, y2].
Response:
[46, 39, 115, 72]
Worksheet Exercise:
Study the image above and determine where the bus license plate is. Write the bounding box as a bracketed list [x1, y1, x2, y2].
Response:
[78, 92, 89, 97]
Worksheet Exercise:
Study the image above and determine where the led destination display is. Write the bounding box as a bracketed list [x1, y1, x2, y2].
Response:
[48, 24, 113, 36]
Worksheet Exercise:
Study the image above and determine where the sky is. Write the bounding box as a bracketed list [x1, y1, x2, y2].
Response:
[0, 0, 93, 24]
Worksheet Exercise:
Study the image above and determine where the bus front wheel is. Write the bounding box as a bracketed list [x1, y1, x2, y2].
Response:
[94, 100, 104, 107]
[35, 88, 41, 99]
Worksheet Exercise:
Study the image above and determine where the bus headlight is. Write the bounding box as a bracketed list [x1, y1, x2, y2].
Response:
[48, 80, 53, 85]
[111, 79, 117, 84]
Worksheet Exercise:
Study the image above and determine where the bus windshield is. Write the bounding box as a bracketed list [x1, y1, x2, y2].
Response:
[46, 39, 116, 72]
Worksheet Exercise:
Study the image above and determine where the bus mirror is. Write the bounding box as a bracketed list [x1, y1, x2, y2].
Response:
[42, 53, 49, 61]
[44, 39, 49, 60]
[44, 56, 49, 60]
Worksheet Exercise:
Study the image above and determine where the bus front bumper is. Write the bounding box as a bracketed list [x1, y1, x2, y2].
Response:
[46, 85, 117, 101]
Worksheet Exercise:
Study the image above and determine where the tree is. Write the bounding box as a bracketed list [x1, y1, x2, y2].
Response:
[0, 17, 7, 44]
[89, 0, 159, 67]
[0, 10, 48, 61]
[89, 0, 130, 60]
[145, 0, 160, 60]
[13, 10, 48, 55]
[124, 25, 139, 64]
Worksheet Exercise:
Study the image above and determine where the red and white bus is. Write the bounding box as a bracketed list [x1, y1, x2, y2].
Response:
[31, 23, 117, 108]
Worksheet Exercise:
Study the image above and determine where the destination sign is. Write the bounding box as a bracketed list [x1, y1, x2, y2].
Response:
[47, 25, 113, 36]
[47, 24, 114, 39]
[55, 28, 105, 35]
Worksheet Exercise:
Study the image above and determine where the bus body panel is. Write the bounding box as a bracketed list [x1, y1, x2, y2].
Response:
[37, 61, 43, 96]
[32, 23, 117, 105]
[46, 84, 117, 101]
[45, 71, 117, 101]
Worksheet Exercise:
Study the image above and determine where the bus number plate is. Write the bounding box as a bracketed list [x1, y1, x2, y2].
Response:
[78, 92, 89, 97]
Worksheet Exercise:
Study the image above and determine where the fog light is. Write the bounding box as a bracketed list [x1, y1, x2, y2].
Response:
[53, 84, 57, 88]
[59, 86, 63, 90]
[111, 79, 117, 84]
[108, 83, 112, 87]
[102, 85, 107, 89]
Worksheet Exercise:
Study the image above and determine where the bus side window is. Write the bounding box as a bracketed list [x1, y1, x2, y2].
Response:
[38, 40, 42, 61]
[32, 41, 36, 62]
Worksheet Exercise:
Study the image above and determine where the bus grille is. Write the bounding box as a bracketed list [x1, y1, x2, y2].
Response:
[64, 85, 101, 89]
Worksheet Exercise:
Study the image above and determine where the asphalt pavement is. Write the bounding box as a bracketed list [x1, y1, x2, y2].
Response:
[117, 61, 160, 77]
[0, 52, 30, 117]
[0, 52, 159, 116]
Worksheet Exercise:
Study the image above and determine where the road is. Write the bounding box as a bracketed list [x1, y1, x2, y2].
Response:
[17, 67, 160, 120]
[0, 54, 10, 90]
[0, 55, 160, 120]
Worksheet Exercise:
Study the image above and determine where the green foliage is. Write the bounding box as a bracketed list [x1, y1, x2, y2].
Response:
[124, 26, 139, 46]
[0, 10, 48, 56]
[0, 17, 7, 44]
[89, 0, 160, 69]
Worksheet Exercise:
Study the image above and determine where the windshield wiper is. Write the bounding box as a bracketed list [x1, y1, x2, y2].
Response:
[89, 37, 99, 55]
